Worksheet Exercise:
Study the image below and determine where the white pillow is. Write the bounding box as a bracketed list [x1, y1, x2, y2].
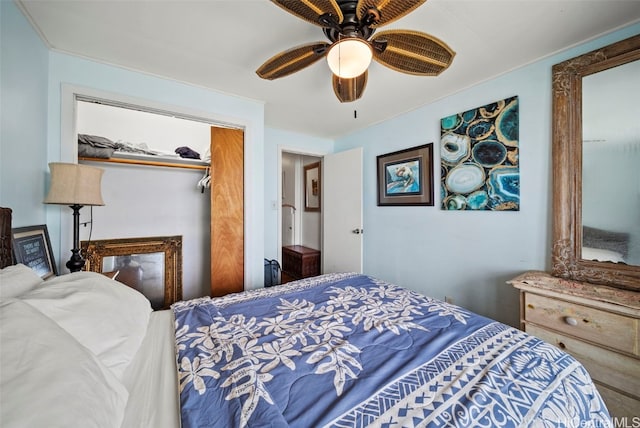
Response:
[0, 263, 43, 300]
[21, 271, 152, 380]
[0, 299, 129, 428]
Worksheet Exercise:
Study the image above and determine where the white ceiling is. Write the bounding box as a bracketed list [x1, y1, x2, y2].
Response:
[17, 0, 640, 139]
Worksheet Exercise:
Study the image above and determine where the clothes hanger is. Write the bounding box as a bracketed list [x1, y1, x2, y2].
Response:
[198, 167, 211, 193]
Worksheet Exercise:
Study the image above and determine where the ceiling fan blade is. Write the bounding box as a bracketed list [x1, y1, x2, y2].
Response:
[332, 72, 368, 103]
[371, 30, 455, 76]
[256, 42, 330, 80]
[271, 0, 343, 27]
[356, 0, 426, 28]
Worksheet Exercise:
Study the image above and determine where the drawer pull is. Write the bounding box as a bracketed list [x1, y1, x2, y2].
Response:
[563, 316, 578, 326]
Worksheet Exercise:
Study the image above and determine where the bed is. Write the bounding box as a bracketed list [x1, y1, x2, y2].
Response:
[0, 211, 611, 427]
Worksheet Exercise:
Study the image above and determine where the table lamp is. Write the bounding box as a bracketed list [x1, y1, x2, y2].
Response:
[44, 162, 104, 272]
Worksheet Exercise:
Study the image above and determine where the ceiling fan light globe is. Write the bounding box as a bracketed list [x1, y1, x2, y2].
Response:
[327, 38, 372, 79]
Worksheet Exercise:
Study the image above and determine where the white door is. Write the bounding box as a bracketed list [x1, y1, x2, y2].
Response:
[322, 147, 363, 273]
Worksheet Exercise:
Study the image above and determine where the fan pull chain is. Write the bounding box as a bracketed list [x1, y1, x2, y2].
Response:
[337, 33, 342, 77]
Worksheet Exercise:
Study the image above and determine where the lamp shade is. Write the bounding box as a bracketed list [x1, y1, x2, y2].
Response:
[44, 162, 105, 206]
[326, 38, 373, 79]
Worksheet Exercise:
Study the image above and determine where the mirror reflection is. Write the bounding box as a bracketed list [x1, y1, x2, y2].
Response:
[103, 252, 166, 310]
[582, 59, 640, 265]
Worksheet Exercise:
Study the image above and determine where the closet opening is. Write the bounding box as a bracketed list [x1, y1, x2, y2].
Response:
[60, 90, 244, 301]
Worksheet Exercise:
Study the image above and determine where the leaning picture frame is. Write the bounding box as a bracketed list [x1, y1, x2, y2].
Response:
[12, 224, 58, 279]
[82, 235, 182, 310]
[377, 143, 434, 206]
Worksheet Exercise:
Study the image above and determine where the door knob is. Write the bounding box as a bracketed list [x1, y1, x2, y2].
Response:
[352, 228, 363, 234]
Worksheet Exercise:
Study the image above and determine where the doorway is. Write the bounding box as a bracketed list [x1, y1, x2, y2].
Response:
[280, 151, 322, 283]
[278, 146, 364, 281]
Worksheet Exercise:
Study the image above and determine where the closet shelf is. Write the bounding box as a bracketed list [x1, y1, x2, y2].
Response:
[79, 155, 209, 170]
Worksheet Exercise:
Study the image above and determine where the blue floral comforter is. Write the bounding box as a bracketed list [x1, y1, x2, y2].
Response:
[172, 273, 610, 427]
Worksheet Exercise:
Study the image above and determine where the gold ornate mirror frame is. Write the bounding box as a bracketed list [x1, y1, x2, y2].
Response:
[82, 235, 183, 308]
[552, 34, 640, 290]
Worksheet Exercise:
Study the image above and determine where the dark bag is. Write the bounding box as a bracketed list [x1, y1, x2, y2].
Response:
[264, 258, 281, 288]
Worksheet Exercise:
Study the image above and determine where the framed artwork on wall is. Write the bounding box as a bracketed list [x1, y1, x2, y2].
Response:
[440, 96, 519, 211]
[11, 225, 58, 279]
[377, 143, 434, 206]
[304, 161, 321, 211]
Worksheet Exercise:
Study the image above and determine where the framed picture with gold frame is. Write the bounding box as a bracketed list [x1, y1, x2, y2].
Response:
[82, 236, 182, 310]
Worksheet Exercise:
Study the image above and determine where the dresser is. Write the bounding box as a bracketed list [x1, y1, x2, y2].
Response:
[282, 245, 320, 280]
[509, 271, 640, 418]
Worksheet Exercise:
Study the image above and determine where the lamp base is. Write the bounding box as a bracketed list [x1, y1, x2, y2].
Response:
[66, 249, 85, 273]
[67, 204, 85, 273]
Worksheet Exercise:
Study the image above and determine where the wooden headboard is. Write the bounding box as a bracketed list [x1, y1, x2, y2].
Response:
[0, 207, 13, 269]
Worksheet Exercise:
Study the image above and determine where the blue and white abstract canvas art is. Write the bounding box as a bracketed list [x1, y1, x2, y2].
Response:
[440, 96, 519, 211]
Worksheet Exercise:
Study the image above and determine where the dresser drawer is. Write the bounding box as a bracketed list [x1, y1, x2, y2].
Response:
[524, 293, 638, 355]
[526, 324, 640, 398]
[595, 382, 640, 419]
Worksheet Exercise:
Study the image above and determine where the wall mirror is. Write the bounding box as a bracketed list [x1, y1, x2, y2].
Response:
[304, 162, 321, 211]
[82, 235, 183, 309]
[551, 34, 640, 290]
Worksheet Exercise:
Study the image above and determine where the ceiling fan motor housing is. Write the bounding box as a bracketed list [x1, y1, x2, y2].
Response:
[322, 0, 377, 42]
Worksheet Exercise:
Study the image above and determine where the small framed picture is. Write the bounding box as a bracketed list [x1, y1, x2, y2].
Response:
[12, 225, 57, 279]
[304, 161, 321, 211]
[377, 143, 434, 206]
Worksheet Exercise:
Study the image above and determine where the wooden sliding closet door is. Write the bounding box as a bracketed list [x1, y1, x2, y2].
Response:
[210, 126, 244, 297]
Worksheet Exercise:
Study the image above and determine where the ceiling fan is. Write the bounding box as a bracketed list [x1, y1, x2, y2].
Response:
[256, 0, 455, 103]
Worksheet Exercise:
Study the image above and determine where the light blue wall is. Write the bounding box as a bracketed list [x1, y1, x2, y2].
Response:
[46, 52, 266, 289]
[3, 0, 638, 321]
[263, 127, 334, 260]
[334, 23, 640, 327]
[0, 1, 49, 226]
[1, 1, 266, 288]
